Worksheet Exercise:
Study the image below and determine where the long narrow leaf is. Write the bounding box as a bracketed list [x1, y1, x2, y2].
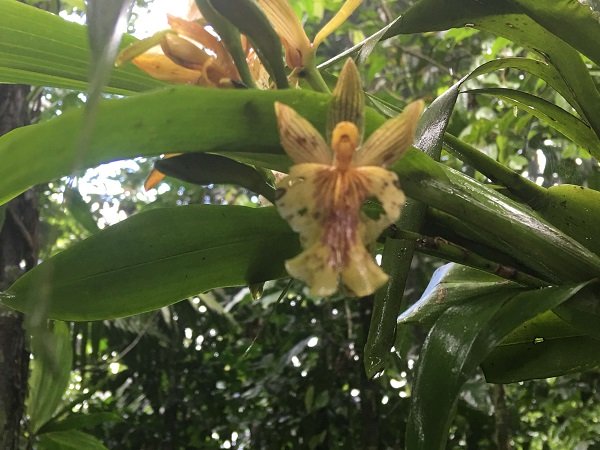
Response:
[467, 87, 600, 159]
[4, 206, 298, 321]
[0, 87, 336, 206]
[0, 1, 165, 94]
[406, 282, 588, 450]
[385, 0, 600, 142]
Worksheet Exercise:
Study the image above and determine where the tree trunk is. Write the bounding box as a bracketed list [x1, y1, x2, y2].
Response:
[0, 84, 39, 450]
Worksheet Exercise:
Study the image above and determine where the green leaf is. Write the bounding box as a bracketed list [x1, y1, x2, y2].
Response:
[534, 184, 600, 257]
[509, 0, 600, 67]
[1, 83, 598, 285]
[398, 263, 522, 327]
[0, 86, 336, 206]
[209, 0, 289, 88]
[0, 1, 165, 94]
[194, 0, 255, 88]
[415, 57, 582, 157]
[482, 305, 600, 383]
[483, 335, 600, 384]
[406, 281, 588, 449]
[394, 149, 600, 283]
[416, 57, 587, 167]
[27, 321, 73, 433]
[38, 430, 108, 450]
[386, 0, 600, 141]
[38, 412, 121, 434]
[466, 88, 600, 159]
[363, 237, 415, 377]
[64, 188, 100, 235]
[406, 293, 505, 450]
[443, 138, 600, 257]
[442, 134, 545, 208]
[155, 153, 276, 203]
[554, 286, 600, 340]
[4, 206, 298, 321]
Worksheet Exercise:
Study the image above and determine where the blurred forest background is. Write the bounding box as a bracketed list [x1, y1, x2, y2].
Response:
[3, 0, 600, 449]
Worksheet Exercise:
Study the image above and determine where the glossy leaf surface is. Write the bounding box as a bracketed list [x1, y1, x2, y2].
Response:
[398, 263, 521, 326]
[0, 1, 164, 94]
[4, 206, 297, 320]
[406, 274, 587, 449]
[386, 0, 600, 141]
[393, 150, 600, 283]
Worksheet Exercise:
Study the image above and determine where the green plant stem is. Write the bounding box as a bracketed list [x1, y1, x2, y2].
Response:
[444, 133, 546, 206]
[301, 62, 331, 93]
[387, 227, 546, 287]
[195, 0, 256, 89]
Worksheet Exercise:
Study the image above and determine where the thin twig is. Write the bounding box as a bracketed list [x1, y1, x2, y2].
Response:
[386, 226, 546, 287]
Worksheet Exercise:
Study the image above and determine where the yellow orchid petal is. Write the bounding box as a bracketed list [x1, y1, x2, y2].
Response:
[257, 0, 311, 68]
[132, 54, 207, 84]
[160, 33, 211, 70]
[273, 58, 419, 297]
[275, 163, 326, 244]
[341, 242, 389, 297]
[285, 243, 339, 296]
[115, 30, 173, 67]
[167, 15, 234, 72]
[312, 0, 362, 50]
[275, 102, 333, 164]
[275, 159, 400, 297]
[327, 58, 364, 142]
[353, 100, 425, 167]
[357, 166, 405, 242]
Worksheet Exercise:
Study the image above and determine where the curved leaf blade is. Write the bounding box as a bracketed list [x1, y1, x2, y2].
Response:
[38, 430, 108, 450]
[385, 0, 600, 141]
[27, 322, 73, 433]
[406, 282, 588, 450]
[4, 206, 298, 321]
[394, 150, 600, 283]
[467, 87, 600, 159]
[210, 0, 289, 88]
[0, 86, 335, 206]
[155, 153, 276, 202]
[398, 263, 521, 326]
[0, 1, 165, 94]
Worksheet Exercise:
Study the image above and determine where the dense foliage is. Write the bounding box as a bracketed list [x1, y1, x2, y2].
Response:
[1, 0, 600, 448]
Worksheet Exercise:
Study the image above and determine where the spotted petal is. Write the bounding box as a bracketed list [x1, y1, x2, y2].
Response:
[357, 166, 405, 242]
[275, 102, 333, 164]
[353, 100, 424, 167]
[275, 163, 326, 245]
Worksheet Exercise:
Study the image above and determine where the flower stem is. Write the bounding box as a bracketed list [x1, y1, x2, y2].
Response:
[302, 62, 330, 93]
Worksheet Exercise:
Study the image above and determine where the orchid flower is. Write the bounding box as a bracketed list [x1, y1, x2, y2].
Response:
[117, 6, 268, 189]
[274, 59, 424, 297]
[257, 0, 362, 69]
[116, 14, 240, 87]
